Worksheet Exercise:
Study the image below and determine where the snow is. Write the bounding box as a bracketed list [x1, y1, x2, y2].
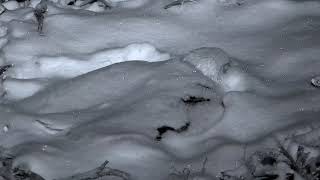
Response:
[0, 0, 319, 179]
[2, 78, 48, 100]
[7, 43, 169, 79]
[2, 1, 20, 11]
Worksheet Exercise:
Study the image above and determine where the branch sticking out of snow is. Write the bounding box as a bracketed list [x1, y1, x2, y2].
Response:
[0, 65, 12, 77]
[0, 4, 6, 15]
[34, 0, 48, 35]
[0, 152, 130, 180]
[57, 160, 131, 180]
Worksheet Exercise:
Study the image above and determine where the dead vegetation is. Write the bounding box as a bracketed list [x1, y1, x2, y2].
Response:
[219, 138, 320, 180]
[34, 0, 48, 34]
[0, 65, 12, 76]
[0, 151, 130, 180]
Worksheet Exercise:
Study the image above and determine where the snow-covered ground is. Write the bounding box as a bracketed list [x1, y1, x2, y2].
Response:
[0, 0, 320, 179]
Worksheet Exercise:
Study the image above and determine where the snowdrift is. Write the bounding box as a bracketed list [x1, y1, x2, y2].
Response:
[0, 0, 319, 179]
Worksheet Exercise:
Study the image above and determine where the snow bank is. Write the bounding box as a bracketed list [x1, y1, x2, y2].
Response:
[2, 43, 169, 101]
[2, 78, 48, 100]
[183, 47, 266, 93]
[0, 0, 319, 179]
[183, 47, 231, 83]
[8, 43, 170, 79]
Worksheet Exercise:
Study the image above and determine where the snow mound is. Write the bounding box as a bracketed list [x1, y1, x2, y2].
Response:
[183, 47, 232, 83]
[2, 43, 169, 101]
[183, 47, 265, 93]
[8, 43, 170, 79]
[1, 56, 320, 180]
[2, 1, 20, 10]
[0, 0, 320, 179]
[2, 78, 48, 100]
[14, 60, 216, 113]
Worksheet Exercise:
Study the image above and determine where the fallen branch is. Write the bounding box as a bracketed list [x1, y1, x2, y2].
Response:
[57, 160, 130, 180]
[34, 0, 48, 34]
[0, 152, 130, 180]
[0, 65, 12, 76]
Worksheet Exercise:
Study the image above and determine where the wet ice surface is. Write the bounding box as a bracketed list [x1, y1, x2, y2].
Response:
[0, 0, 320, 179]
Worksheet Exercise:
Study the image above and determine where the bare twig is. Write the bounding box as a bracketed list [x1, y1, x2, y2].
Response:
[0, 64, 12, 76]
[0, 3, 6, 15]
[164, 0, 197, 9]
[276, 139, 315, 180]
[57, 160, 130, 180]
[34, 0, 48, 34]
[200, 157, 207, 174]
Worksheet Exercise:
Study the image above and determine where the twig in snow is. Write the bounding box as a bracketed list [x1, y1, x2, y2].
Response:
[0, 3, 6, 15]
[164, 0, 197, 9]
[200, 157, 207, 174]
[0, 64, 12, 76]
[276, 140, 316, 180]
[57, 160, 130, 180]
[34, 0, 48, 35]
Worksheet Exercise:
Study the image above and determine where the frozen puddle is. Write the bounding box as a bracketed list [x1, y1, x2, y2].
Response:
[0, 0, 320, 179]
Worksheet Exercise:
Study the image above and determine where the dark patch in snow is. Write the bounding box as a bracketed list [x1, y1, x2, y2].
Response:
[311, 76, 320, 87]
[254, 174, 279, 180]
[0, 65, 12, 76]
[0, 152, 45, 180]
[181, 96, 210, 105]
[67, 1, 75, 5]
[12, 167, 45, 180]
[164, 0, 196, 9]
[155, 122, 190, 141]
[16, 0, 29, 3]
[260, 156, 277, 166]
[286, 173, 294, 180]
[34, 0, 48, 35]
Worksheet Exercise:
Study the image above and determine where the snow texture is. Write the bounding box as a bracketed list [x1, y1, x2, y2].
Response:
[0, 0, 319, 179]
